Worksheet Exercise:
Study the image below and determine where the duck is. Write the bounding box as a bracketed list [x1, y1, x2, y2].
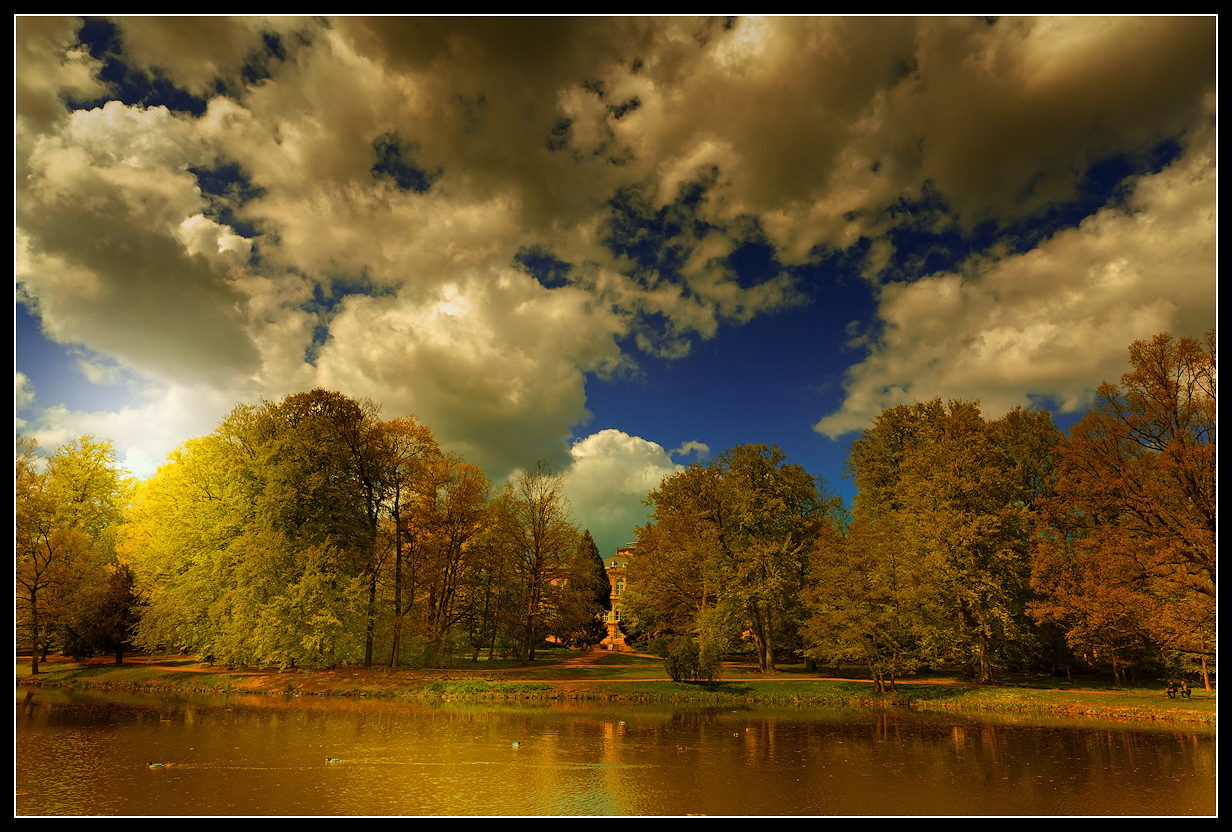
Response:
[326, 757, 343, 763]
[147, 762, 175, 769]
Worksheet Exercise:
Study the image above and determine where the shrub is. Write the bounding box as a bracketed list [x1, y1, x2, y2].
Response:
[662, 636, 722, 683]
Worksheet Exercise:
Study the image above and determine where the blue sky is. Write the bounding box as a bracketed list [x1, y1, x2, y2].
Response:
[15, 17, 1216, 558]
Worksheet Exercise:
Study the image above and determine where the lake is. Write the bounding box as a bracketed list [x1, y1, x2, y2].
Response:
[15, 687, 1216, 816]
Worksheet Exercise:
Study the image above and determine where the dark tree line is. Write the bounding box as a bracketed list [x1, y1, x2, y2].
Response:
[18, 331, 1211, 687]
[624, 331, 1215, 690]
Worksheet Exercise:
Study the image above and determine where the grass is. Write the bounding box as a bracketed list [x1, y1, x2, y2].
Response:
[17, 652, 1215, 725]
[422, 680, 554, 696]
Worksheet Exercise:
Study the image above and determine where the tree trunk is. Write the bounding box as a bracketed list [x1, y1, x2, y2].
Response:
[364, 567, 378, 667]
[747, 601, 768, 673]
[389, 611, 402, 671]
[978, 631, 994, 684]
[391, 492, 403, 670]
[764, 602, 776, 674]
[521, 565, 541, 664]
[27, 586, 41, 675]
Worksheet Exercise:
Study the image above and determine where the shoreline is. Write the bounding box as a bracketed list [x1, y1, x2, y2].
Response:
[16, 651, 1216, 726]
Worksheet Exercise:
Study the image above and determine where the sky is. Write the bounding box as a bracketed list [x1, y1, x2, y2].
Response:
[15, 16, 1217, 559]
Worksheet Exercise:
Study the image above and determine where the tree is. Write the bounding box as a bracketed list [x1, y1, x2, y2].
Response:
[126, 391, 436, 670]
[719, 443, 829, 673]
[251, 389, 391, 665]
[624, 465, 726, 642]
[45, 436, 130, 542]
[121, 431, 251, 663]
[382, 417, 440, 669]
[1033, 330, 1216, 686]
[631, 444, 835, 673]
[17, 435, 130, 674]
[59, 563, 141, 665]
[802, 513, 925, 692]
[415, 453, 491, 667]
[466, 486, 526, 661]
[493, 462, 579, 663]
[17, 435, 52, 673]
[548, 530, 612, 649]
[843, 401, 1057, 683]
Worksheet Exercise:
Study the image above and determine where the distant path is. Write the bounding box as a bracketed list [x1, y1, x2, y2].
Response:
[20, 652, 1161, 696]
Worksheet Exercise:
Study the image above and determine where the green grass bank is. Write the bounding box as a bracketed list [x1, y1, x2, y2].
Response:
[17, 650, 1215, 726]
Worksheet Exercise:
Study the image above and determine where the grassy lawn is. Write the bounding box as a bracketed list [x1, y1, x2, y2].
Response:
[17, 651, 1215, 725]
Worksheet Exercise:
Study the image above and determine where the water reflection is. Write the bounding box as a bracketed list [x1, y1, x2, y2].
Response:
[16, 688, 1215, 816]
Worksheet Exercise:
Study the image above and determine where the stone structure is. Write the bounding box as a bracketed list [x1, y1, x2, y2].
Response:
[601, 545, 634, 651]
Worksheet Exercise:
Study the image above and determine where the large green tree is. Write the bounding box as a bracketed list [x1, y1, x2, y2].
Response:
[17, 435, 131, 674]
[122, 429, 251, 662]
[842, 401, 1058, 683]
[802, 513, 925, 692]
[126, 390, 438, 670]
[630, 443, 834, 673]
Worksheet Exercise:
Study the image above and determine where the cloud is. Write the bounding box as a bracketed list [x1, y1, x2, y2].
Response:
[18, 379, 242, 479]
[15, 17, 108, 130]
[814, 115, 1216, 437]
[561, 429, 692, 556]
[310, 271, 631, 479]
[14, 17, 1216, 500]
[16, 101, 261, 386]
[15, 373, 36, 430]
[669, 440, 710, 461]
[103, 17, 291, 99]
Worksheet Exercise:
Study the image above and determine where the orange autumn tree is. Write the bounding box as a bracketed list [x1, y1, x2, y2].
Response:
[1032, 331, 1215, 687]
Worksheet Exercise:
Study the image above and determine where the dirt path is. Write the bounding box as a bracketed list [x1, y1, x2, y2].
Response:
[20, 652, 1173, 697]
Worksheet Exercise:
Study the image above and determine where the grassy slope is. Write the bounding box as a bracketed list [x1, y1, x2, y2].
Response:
[16, 650, 1216, 725]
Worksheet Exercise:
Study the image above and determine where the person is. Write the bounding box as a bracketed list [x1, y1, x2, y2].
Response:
[1166, 681, 1177, 699]
[1180, 680, 1191, 699]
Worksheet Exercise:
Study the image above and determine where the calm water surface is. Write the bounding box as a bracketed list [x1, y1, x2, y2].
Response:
[15, 687, 1215, 816]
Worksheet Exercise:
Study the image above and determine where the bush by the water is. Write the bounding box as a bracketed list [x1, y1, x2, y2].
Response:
[658, 635, 722, 683]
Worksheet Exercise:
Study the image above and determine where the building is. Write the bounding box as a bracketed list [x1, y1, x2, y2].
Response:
[600, 545, 634, 651]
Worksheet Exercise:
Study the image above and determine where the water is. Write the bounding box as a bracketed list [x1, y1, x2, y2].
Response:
[15, 687, 1216, 816]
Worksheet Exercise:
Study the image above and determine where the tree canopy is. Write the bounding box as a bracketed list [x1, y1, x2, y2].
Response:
[18, 329, 1213, 687]
[627, 443, 838, 673]
[1031, 330, 1216, 686]
[16, 435, 132, 673]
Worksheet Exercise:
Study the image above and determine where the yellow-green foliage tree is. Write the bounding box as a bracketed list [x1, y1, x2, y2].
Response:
[123, 415, 271, 665]
[124, 390, 442, 670]
[16, 435, 131, 673]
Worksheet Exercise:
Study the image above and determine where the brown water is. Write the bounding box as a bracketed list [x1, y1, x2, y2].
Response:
[15, 687, 1216, 816]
